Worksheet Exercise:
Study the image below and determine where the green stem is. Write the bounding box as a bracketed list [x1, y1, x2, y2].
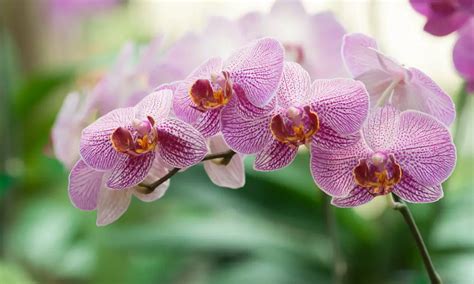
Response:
[391, 194, 442, 284]
[323, 195, 346, 284]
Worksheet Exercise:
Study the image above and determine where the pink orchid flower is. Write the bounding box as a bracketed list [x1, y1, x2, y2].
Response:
[221, 62, 369, 171]
[342, 33, 455, 126]
[453, 20, 474, 92]
[78, 88, 207, 190]
[173, 38, 285, 138]
[312, 105, 456, 207]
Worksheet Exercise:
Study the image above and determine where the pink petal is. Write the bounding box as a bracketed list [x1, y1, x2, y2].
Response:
[96, 187, 132, 226]
[310, 78, 369, 135]
[193, 108, 222, 138]
[392, 67, 455, 126]
[409, 0, 430, 16]
[133, 157, 170, 202]
[342, 33, 379, 78]
[134, 88, 173, 121]
[136, 35, 164, 74]
[313, 126, 362, 150]
[354, 70, 392, 106]
[254, 139, 298, 171]
[233, 84, 277, 119]
[424, 11, 470, 36]
[173, 57, 223, 124]
[156, 118, 207, 168]
[311, 133, 371, 197]
[331, 186, 374, 208]
[203, 135, 245, 189]
[224, 37, 284, 107]
[362, 105, 400, 152]
[106, 152, 155, 189]
[68, 159, 102, 210]
[390, 110, 456, 187]
[276, 62, 311, 109]
[221, 98, 273, 154]
[80, 107, 134, 170]
[393, 174, 443, 203]
[453, 23, 474, 83]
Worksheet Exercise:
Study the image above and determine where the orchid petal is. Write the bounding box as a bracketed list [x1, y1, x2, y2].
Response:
[224, 38, 284, 107]
[68, 159, 102, 210]
[80, 107, 134, 170]
[393, 174, 443, 203]
[106, 152, 155, 189]
[362, 106, 400, 152]
[276, 62, 311, 109]
[133, 157, 170, 202]
[134, 88, 173, 121]
[331, 186, 374, 208]
[254, 139, 298, 171]
[96, 187, 132, 226]
[194, 108, 222, 138]
[156, 118, 207, 168]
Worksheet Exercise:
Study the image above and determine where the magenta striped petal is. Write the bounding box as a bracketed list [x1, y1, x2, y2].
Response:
[310, 79, 369, 135]
[313, 124, 363, 150]
[80, 107, 134, 170]
[393, 173, 443, 203]
[331, 186, 374, 208]
[362, 105, 400, 152]
[276, 62, 311, 109]
[96, 187, 132, 226]
[203, 135, 245, 189]
[68, 159, 102, 210]
[156, 118, 207, 168]
[392, 67, 455, 126]
[224, 38, 284, 107]
[254, 140, 298, 171]
[173, 57, 223, 124]
[234, 85, 276, 119]
[194, 108, 222, 138]
[311, 133, 370, 197]
[221, 98, 273, 154]
[134, 88, 173, 121]
[133, 157, 170, 202]
[390, 110, 456, 187]
[106, 152, 155, 189]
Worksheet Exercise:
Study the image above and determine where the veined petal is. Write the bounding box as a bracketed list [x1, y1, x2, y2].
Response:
[134, 88, 173, 121]
[254, 139, 298, 171]
[156, 118, 207, 168]
[194, 108, 222, 138]
[173, 57, 224, 124]
[392, 67, 455, 126]
[96, 187, 132, 226]
[310, 78, 369, 135]
[203, 135, 245, 189]
[393, 174, 443, 203]
[234, 85, 276, 119]
[311, 132, 371, 197]
[391, 110, 456, 187]
[313, 125, 362, 150]
[133, 157, 170, 202]
[362, 105, 400, 152]
[106, 152, 155, 189]
[221, 98, 273, 154]
[276, 62, 311, 109]
[331, 186, 374, 208]
[224, 37, 284, 107]
[80, 107, 134, 170]
[68, 159, 102, 210]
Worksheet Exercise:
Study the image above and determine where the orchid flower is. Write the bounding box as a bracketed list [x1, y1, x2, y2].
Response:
[173, 37, 284, 138]
[453, 20, 474, 92]
[79, 88, 207, 189]
[311, 105, 456, 207]
[203, 135, 245, 189]
[221, 62, 369, 171]
[410, 0, 473, 36]
[342, 33, 455, 126]
[69, 157, 170, 226]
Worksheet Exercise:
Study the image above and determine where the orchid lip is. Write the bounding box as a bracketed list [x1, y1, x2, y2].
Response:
[270, 105, 320, 147]
[353, 153, 402, 196]
[111, 116, 158, 156]
[189, 71, 233, 111]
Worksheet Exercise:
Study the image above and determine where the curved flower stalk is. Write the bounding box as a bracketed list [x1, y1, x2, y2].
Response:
[221, 62, 369, 171]
[203, 135, 245, 189]
[453, 21, 474, 92]
[238, 0, 348, 78]
[69, 157, 171, 226]
[311, 105, 456, 206]
[52, 37, 181, 168]
[79, 88, 207, 189]
[173, 38, 285, 137]
[342, 33, 455, 126]
[410, 0, 473, 36]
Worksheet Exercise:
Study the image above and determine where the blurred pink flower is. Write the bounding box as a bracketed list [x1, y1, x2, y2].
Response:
[453, 20, 474, 92]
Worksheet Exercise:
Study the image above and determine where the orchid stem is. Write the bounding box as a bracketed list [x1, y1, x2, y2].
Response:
[138, 150, 236, 194]
[391, 194, 442, 284]
[323, 195, 346, 284]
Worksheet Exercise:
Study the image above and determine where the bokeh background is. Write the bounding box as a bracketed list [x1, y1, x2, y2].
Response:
[1, 0, 473, 283]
